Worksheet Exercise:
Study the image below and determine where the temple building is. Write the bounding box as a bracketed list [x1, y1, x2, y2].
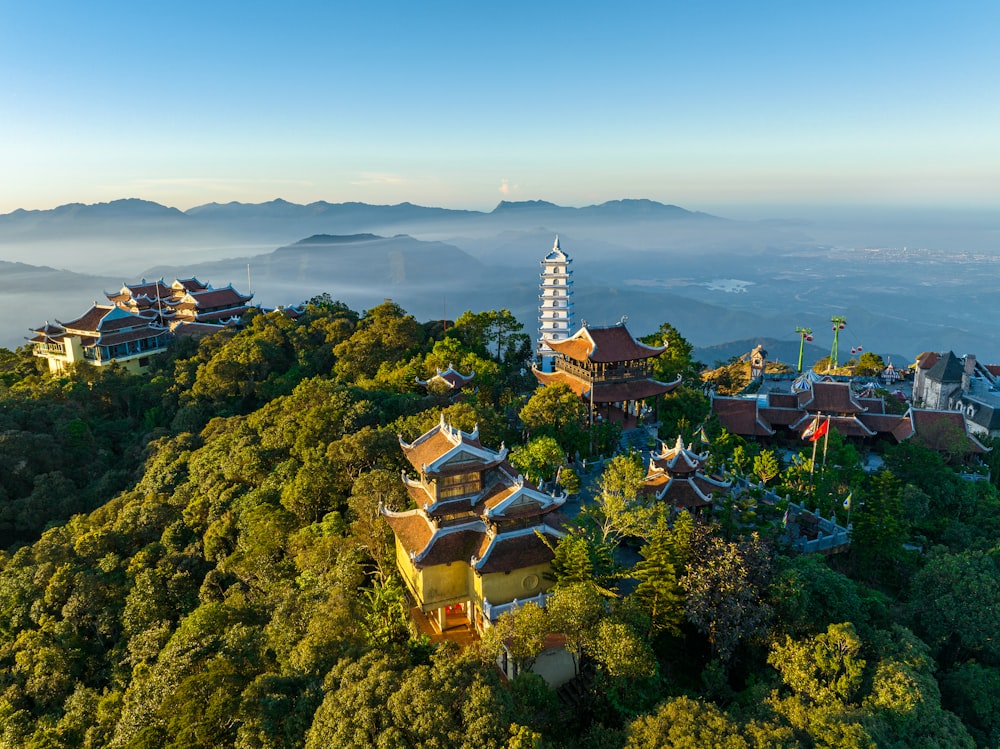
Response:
[107, 277, 253, 326]
[415, 364, 476, 396]
[712, 379, 901, 441]
[711, 378, 989, 462]
[643, 436, 732, 512]
[382, 415, 566, 634]
[532, 320, 681, 425]
[537, 237, 574, 373]
[30, 276, 254, 373]
[29, 305, 172, 373]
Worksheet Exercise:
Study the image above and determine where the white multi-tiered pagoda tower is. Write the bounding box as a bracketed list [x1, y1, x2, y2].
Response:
[537, 236, 574, 373]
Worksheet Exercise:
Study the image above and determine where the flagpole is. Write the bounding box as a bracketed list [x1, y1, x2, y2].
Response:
[809, 414, 820, 497]
[821, 416, 831, 469]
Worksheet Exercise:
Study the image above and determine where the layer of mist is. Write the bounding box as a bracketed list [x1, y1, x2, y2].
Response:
[2, 199, 998, 363]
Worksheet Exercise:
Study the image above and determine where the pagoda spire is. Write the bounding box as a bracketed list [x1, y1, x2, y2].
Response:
[537, 235, 574, 373]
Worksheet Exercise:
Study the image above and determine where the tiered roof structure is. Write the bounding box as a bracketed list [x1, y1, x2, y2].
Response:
[537, 237, 574, 373]
[29, 304, 172, 373]
[712, 378, 989, 460]
[532, 321, 681, 423]
[382, 415, 566, 633]
[643, 436, 731, 510]
[713, 379, 897, 440]
[415, 364, 476, 394]
[108, 277, 253, 326]
[30, 276, 254, 373]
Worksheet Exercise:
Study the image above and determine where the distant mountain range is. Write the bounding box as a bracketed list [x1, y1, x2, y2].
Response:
[0, 197, 715, 245]
[1, 198, 998, 362]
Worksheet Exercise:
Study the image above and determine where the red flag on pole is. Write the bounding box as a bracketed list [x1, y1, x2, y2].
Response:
[810, 418, 830, 442]
[802, 416, 829, 441]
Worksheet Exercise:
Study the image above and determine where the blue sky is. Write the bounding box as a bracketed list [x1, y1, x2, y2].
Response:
[2, 1, 998, 215]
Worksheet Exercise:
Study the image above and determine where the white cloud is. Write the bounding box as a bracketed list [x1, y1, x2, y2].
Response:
[499, 179, 519, 196]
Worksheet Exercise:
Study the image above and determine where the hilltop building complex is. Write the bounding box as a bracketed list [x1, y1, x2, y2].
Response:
[29, 277, 253, 373]
[712, 377, 988, 459]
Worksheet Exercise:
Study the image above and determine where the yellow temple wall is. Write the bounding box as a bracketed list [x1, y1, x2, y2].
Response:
[394, 537, 473, 611]
[476, 561, 553, 606]
[417, 561, 471, 609]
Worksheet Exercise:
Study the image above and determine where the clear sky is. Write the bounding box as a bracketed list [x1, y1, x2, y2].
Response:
[2, 1, 998, 216]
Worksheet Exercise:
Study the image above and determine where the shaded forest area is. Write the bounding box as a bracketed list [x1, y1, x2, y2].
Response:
[0, 299, 999, 748]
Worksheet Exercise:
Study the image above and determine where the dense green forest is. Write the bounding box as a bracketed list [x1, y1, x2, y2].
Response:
[1, 299, 999, 748]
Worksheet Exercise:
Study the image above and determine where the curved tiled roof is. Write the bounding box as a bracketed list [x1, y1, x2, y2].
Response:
[711, 397, 775, 436]
[796, 381, 867, 414]
[532, 367, 680, 402]
[545, 324, 666, 363]
[416, 365, 475, 390]
[791, 414, 876, 438]
[475, 528, 559, 574]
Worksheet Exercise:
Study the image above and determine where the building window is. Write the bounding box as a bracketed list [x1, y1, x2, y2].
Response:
[438, 471, 482, 499]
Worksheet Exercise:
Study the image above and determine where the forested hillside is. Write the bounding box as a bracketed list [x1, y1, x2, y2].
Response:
[1, 298, 999, 748]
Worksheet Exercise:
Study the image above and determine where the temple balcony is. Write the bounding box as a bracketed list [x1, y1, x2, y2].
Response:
[555, 357, 652, 384]
[32, 342, 67, 358]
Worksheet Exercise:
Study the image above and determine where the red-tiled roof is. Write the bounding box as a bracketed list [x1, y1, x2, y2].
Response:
[31, 322, 65, 338]
[477, 532, 554, 574]
[171, 322, 228, 338]
[546, 324, 665, 363]
[711, 397, 775, 436]
[656, 478, 714, 509]
[172, 277, 209, 292]
[797, 381, 866, 414]
[902, 409, 987, 454]
[917, 352, 939, 370]
[187, 287, 253, 307]
[858, 398, 885, 414]
[99, 314, 146, 333]
[758, 406, 803, 427]
[418, 366, 475, 390]
[122, 281, 172, 299]
[383, 511, 434, 555]
[58, 305, 116, 333]
[793, 415, 876, 438]
[768, 393, 799, 408]
[531, 368, 679, 402]
[857, 413, 905, 435]
[419, 528, 485, 568]
[401, 427, 487, 473]
[649, 438, 705, 476]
